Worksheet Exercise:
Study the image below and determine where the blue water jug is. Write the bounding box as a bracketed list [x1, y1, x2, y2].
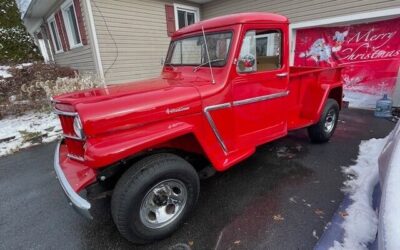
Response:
[375, 94, 392, 118]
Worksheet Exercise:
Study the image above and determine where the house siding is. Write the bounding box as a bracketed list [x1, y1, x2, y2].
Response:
[91, 0, 199, 84]
[45, 0, 96, 74]
[201, 0, 400, 23]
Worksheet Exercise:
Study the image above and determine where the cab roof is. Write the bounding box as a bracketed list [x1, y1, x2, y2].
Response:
[172, 12, 289, 38]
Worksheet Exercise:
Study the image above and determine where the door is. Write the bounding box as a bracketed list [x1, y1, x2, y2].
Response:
[231, 25, 289, 147]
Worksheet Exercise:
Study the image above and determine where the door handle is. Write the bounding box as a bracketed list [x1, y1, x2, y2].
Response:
[276, 72, 288, 78]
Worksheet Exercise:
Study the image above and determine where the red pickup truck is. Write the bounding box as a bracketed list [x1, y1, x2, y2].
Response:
[52, 12, 343, 243]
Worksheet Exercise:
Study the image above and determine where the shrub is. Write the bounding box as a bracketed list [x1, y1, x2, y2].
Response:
[0, 62, 103, 118]
[0, 0, 42, 64]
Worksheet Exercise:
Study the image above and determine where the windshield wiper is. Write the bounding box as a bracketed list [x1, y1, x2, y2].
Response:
[193, 59, 225, 72]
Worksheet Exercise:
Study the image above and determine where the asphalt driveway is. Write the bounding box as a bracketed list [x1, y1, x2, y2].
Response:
[0, 108, 395, 250]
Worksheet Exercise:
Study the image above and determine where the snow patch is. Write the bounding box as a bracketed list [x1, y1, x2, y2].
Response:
[343, 90, 382, 109]
[0, 65, 12, 78]
[330, 137, 388, 250]
[0, 112, 61, 157]
[0, 63, 33, 79]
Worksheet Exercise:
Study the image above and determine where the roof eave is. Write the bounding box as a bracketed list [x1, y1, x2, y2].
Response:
[22, 0, 38, 19]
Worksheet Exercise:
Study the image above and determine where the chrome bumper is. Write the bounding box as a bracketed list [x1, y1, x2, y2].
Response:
[54, 141, 92, 219]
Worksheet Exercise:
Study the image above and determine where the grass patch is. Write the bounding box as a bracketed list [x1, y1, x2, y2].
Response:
[19, 130, 43, 143]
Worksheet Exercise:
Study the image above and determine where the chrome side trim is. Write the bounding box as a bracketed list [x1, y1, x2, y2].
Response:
[67, 153, 85, 162]
[63, 134, 86, 141]
[203, 103, 231, 154]
[203, 91, 289, 153]
[54, 141, 92, 219]
[53, 109, 78, 117]
[232, 90, 289, 106]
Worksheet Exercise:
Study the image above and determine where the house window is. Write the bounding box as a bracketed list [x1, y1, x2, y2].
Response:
[61, 0, 82, 48]
[48, 17, 63, 53]
[174, 4, 199, 29]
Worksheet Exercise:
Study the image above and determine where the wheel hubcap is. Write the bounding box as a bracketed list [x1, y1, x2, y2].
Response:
[324, 109, 336, 133]
[140, 179, 187, 229]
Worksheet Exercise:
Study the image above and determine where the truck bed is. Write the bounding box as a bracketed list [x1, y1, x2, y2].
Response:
[287, 66, 343, 130]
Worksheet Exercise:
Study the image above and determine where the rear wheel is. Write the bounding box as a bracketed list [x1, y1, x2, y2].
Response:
[111, 153, 200, 244]
[308, 98, 339, 143]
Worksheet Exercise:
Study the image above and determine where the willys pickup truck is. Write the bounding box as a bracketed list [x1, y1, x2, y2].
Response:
[52, 12, 343, 244]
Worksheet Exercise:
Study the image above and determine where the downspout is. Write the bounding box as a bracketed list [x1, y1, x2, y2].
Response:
[84, 0, 105, 84]
[393, 69, 400, 108]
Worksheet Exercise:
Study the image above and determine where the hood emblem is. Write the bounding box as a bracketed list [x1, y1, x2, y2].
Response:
[166, 106, 190, 114]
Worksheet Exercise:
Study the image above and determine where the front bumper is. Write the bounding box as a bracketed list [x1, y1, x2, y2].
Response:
[54, 141, 93, 219]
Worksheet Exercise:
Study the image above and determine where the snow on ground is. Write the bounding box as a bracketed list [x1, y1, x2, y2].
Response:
[344, 90, 382, 109]
[0, 63, 33, 79]
[0, 65, 12, 78]
[0, 112, 61, 157]
[330, 136, 388, 250]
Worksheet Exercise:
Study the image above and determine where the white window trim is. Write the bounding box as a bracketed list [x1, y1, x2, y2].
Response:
[61, 0, 83, 49]
[47, 15, 63, 54]
[173, 3, 200, 30]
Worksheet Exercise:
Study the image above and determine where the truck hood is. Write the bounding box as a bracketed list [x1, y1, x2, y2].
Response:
[53, 77, 202, 136]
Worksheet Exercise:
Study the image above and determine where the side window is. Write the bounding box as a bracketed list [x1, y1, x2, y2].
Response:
[48, 17, 63, 53]
[237, 30, 282, 73]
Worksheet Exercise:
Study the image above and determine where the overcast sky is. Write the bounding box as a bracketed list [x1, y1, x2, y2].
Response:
[15, 0, 31, 17]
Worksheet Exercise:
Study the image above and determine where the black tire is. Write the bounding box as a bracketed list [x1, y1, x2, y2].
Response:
[308, 98, 339, 143]
[111, 153, 200, 244]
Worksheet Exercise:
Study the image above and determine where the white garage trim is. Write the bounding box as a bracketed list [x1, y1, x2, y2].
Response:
[289, 7, 400, 65]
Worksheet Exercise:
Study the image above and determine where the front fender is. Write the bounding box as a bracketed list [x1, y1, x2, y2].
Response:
[84, 120, 194, 168]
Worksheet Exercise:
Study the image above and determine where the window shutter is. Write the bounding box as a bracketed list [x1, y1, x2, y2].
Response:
[44, 24, 55, 53]
[55, 10, 70, 51]
[165, 4, 175, 37]
[73, 0, 88, 45]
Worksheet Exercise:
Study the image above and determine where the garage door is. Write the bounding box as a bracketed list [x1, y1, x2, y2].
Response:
[294, 17, 400, 109]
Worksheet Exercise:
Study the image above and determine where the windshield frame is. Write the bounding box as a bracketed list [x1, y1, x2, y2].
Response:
[165, 31, 234, 68]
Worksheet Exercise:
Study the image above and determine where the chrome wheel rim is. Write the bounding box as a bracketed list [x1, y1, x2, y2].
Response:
[324, 109, 336, 133]
[140, 179, 187, 229]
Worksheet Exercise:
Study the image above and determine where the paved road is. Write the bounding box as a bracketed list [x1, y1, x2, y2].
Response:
[0, 109, 395, 250]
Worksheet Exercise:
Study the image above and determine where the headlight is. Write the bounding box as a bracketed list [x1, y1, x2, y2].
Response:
[73, 116, 85, 139]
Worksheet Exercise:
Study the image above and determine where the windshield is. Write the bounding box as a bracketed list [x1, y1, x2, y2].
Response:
[165, 32, 232, 67]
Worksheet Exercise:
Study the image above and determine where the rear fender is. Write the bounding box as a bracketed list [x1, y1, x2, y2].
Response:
[84, 120, 196, 168]
[315, 83, 343, 121]
[328, 86, 343, 109]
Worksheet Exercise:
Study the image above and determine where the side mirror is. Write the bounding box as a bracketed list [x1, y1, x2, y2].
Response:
[237, 54, 256, 72]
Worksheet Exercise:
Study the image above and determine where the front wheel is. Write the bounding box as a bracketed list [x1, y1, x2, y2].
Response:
[111, 153, 200, 244]
[308, 98, 339, 143]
